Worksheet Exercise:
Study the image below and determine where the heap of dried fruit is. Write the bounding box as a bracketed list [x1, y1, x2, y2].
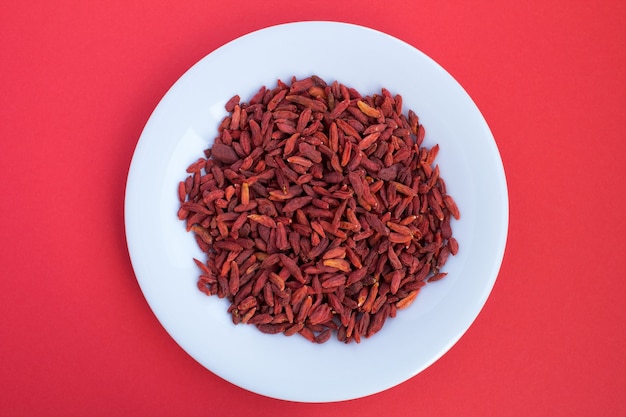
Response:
[177, 76, 459, 343]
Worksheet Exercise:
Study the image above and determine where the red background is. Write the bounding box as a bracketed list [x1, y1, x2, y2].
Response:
[1, 1, 625, 415]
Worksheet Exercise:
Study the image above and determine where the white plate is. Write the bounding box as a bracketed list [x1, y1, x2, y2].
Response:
[125, 21, 508, 402]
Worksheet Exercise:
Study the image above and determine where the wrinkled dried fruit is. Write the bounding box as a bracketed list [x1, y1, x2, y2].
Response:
[179, 76, 459, 344]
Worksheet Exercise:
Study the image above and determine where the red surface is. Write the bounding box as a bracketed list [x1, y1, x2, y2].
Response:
[1, 1, 625, 415]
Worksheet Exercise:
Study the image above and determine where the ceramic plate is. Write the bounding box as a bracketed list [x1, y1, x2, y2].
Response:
[125, 21, 508, 402]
